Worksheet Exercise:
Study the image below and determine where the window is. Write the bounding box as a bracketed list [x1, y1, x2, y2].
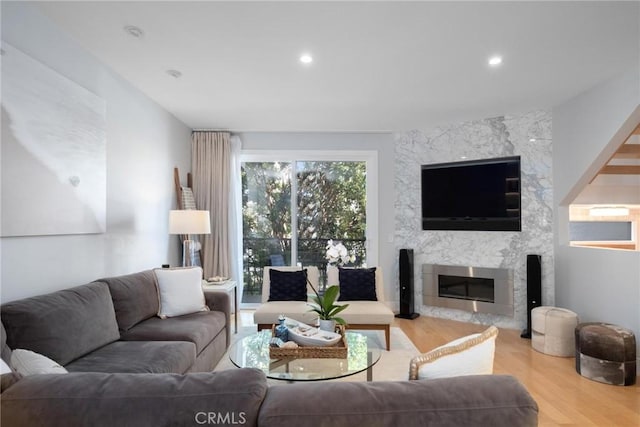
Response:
[569, 205, 638, 250]
[241, 151, 377, 304]
[569, 221, 633, 242]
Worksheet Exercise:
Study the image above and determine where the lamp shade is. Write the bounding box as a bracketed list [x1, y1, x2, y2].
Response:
[169, 210, 211, 234]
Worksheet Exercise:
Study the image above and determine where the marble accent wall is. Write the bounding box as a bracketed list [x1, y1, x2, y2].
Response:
[394, 110, 553, 329]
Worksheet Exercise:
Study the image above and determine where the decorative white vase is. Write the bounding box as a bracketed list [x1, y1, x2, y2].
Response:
[319, 319, 336, 332]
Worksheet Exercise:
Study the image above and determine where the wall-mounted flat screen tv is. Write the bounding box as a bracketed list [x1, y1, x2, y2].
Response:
[421, 156, 521, 231]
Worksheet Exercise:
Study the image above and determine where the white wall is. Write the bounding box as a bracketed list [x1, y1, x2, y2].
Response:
[572, 175, 640, 205]
[1, 3, 191, 302]
[553, 68, 640, 359]
[238, 132, 397, 304]
[554, 69, 640, 208]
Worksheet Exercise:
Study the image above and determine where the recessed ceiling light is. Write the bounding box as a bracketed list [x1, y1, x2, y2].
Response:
[166, 69, 182, 79]
[529, 138, 537, 142]
[488, 56, 503, 66]
[300, 54, 313, 64]
[124, 25, 144, 38]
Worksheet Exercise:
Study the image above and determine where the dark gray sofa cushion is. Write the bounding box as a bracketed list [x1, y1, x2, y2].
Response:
[65, 341, 196, 374]
[204, 290, 231, 347]
[259, 375, 538, 427]
[1, 322, 12, 365]
[120, 310, 226, 354]
[98, 270, 159, 332]
[189, 333, 228, 373]
[1, 323, 21, 393]
[1, 369, 268, 427]
[1, 372, 22, 393]
[1, 283, 120, 365]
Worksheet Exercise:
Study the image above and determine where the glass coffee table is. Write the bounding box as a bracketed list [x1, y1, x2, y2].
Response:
[228, 330, 381, 382]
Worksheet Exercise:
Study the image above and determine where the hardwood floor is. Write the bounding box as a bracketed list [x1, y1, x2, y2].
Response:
[395, 315, 640, 427]
[239, 311, 639, 426]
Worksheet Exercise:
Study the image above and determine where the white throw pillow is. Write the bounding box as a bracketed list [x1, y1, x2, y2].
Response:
[154, 267, 209, 318]
[0, 358, 12, 374]
[414, 326, 498, 380]
[11, 349, 68, 376]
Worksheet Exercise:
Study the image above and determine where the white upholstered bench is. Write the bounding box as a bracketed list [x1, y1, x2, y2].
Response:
[253, 266, 395, 350]
[253, 266, 321, 327]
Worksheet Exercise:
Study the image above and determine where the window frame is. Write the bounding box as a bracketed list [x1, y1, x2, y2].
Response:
[241, 149, 379, 279]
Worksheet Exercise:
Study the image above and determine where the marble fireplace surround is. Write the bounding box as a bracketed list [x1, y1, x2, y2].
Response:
[394, 110, 554, 330]
[422, 264, 514, 317]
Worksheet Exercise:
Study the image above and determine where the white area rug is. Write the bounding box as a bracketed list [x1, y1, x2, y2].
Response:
[215, 327, 418, 382]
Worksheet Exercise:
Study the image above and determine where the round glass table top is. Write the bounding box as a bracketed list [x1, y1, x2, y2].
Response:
[228, 330, 382, 382]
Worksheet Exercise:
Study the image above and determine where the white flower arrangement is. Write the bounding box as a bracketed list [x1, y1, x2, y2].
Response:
[325, 239, 356, 266]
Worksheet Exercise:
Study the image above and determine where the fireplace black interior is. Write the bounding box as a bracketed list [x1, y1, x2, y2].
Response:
[424, 264, 513, 316]
[438, 274, 495, 303]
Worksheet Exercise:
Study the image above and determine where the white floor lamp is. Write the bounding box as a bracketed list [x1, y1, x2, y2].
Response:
[169, 210, 211, 267]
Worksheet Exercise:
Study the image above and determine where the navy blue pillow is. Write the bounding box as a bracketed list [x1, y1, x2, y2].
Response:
[338, 267, 377, 301]
[268, 269, 308, 301]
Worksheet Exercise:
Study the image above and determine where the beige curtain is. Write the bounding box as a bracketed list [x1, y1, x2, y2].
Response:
[191, 131, 231, 279]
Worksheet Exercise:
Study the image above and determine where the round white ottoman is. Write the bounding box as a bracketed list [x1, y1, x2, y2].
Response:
[531, 306, 578, 357]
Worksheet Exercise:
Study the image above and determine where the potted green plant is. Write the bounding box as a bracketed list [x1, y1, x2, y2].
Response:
[308, 282, 349, 332]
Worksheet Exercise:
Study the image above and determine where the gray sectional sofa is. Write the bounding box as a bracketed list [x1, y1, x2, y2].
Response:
[0, 269, 539, 426]
[1, 270, 231, 374]
[1, 370, 538, 427]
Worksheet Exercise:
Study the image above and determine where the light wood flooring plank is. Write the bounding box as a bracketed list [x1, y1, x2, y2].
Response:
[394, 316, 640, 427]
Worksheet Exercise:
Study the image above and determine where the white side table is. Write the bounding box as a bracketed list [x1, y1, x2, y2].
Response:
[202, 280, 238, 334]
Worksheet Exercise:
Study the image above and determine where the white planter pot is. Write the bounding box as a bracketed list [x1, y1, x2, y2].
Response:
[319, 319, 336, 332]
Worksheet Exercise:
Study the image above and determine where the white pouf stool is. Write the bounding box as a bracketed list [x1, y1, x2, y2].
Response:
[531, 306, 578, 357]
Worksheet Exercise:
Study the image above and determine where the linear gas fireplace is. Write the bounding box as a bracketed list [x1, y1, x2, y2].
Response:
[423, 264, 514, 316]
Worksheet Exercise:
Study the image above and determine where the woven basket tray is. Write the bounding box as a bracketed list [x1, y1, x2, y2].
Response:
[269, 325, 348, 359]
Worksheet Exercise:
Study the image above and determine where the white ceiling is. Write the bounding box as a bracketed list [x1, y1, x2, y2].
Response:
[35, 1, 639, 132]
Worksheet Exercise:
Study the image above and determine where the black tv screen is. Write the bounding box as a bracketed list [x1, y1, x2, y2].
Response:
[421, 156, 521, 231]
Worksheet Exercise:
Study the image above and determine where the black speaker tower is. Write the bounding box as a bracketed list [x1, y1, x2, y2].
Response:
[396, 249, 419, 320]
[521, 254, 542, 339]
